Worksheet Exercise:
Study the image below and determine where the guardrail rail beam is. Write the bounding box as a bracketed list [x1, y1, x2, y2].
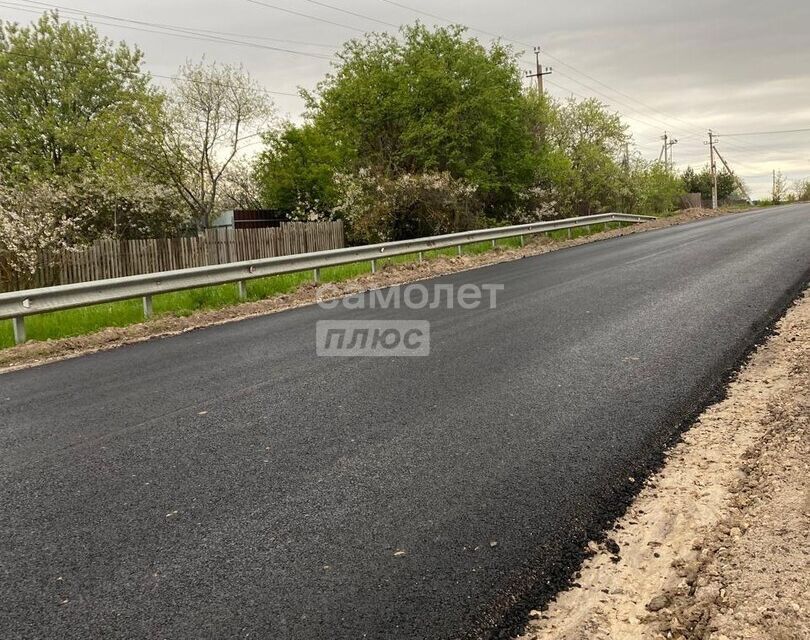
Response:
[0, 212, 656, 327]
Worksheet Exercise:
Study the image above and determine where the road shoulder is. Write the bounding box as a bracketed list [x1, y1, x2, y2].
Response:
[518, 292, 809, 640]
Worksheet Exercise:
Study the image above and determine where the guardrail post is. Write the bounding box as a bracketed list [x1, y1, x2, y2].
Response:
[418, 251, 424, 263]
[567, 228, 572, 240]
[12, 316, 25, 345]
[491, 239, 496, 249]
[586, 225, 591, 234]
[371, 259, 376, 274]
[312, 269, 320, 284]
[142, 295, 153, 319]
[604, 222, 609, 231]
[520, 235, 525, 247]
[237, 280, 248, 299]
[457, 245, 462, 256]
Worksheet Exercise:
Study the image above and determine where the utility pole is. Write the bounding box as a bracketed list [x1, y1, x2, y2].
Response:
[659, 132, 668, 164]
[714, 145, 751, 203]
[525, 46, 552, 93]
[659, 132, 678, 171]
[667, 137, 678, 171]
[706, 130, 718, 209]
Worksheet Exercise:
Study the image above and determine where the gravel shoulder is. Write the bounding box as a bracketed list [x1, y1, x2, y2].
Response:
[0, 208, 738, 373]
[518, 292, 810, 640]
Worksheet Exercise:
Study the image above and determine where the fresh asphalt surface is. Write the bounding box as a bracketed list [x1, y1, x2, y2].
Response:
[2, 205, 809, 639]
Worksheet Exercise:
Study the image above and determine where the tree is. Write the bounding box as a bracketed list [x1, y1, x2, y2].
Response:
[256, 122, 350, 217]
[0, 12, 192, 241]
[255, 23, 686, 234]
[793, 178, 810, 202]
[626, 160, 683, 215]
[0, 12, 159, 184]
[217, 158, 264, 211]
[150, 60, 276, 229]
[681, 166, 738, 203]
[257, 24, 542, 218]
[333, 170, 481, 243]
[680, 166, 702, 194]
[544, 97, 630, 216]
[0, 183, 86, 289]
[772, 170, 788, 204]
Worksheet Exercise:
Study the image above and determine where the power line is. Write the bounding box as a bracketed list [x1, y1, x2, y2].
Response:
[38, 0, 762, 158]
[244, 0, 366, 34]
[0, 3, 714, 123]
[376, 0, 771, 159]
[0, 49, 302, 98]
[720, 128, 810, 137]
[247, 0, 703, 143]
[542, 80, 763, 166]
[377, 0, 798, 163]
[3, 1, 335, 60]
[294, 0, 707, 142]
[300, 0, 399, 29]
[548, 66, 703, 136]
[536, 52, 707, 136]
[537, 60, 771, 159]
[543, 78, 688, 147]
[10, 0, 339, 49]
[374, 0, 711, 138]
[544, 77, 691, 133]
[8, 1, 805, 164]
[377, 0, 461, 28]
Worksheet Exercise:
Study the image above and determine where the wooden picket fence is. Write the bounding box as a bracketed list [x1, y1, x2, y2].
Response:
[1, 220, 345, 292]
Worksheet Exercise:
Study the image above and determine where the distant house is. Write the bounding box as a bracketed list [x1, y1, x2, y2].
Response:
[210, 209, 291, 230]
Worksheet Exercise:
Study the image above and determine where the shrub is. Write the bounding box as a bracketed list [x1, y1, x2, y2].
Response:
[334, 170, 482, 243]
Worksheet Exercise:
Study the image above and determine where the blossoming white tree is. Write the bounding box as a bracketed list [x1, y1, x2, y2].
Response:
[333, 170, 481, 243]
[0, 184, 84, 289]
[149, 61, 276, 229]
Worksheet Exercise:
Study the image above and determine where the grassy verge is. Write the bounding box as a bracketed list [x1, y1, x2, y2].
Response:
[0, 228, 614, 350]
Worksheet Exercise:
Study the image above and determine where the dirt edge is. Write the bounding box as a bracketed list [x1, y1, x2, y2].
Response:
[516, 292, 810, 640]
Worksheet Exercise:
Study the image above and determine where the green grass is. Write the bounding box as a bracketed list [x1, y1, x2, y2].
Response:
[0, 227, 610, 349]
[547, 221, 623, 242]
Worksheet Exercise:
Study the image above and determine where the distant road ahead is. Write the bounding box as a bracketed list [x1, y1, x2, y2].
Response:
[1, 205, 809, 639]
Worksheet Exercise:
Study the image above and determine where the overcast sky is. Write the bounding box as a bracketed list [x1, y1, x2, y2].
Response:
[3, 0, 809, 198]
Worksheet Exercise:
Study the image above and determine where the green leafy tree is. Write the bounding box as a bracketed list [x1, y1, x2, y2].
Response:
[256, 122, 350, 216]
[256, 24, 686, 234]
[257, 24, 543, 219]
[627, 160, 683, 214]
[0, 11, 160, 184]
[0, 12, 190, 240]
[545, 97, 630, 216]
[681, 166, 737, 202]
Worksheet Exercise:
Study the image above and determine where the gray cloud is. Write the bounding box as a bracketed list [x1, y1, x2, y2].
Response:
[2, 0, 808, 197]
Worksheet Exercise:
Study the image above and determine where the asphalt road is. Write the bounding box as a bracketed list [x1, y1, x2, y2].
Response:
[2, 205, 809, 640]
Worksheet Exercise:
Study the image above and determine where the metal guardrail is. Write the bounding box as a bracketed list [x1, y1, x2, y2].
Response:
[1, 212, 655, 344]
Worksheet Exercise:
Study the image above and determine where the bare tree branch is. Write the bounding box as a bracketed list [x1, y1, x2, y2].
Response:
[148, 60, 276, 229]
